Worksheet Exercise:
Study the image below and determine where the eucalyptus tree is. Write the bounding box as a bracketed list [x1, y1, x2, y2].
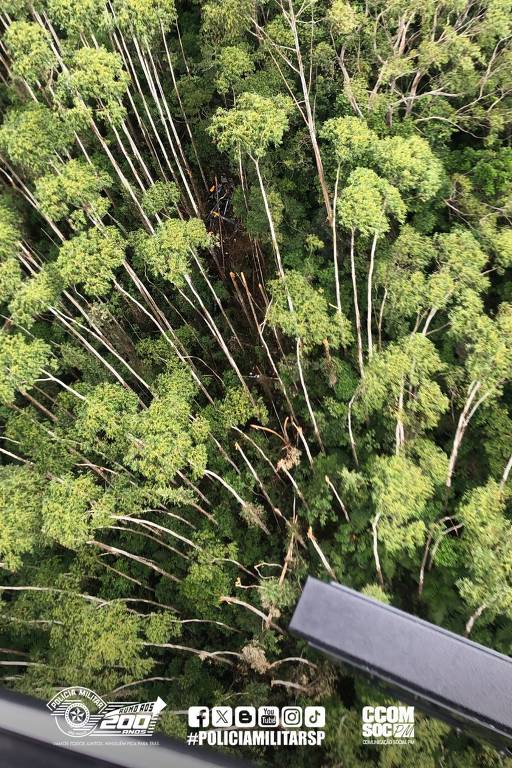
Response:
[446, 302, 512, 489]
[338, 168, 406, 374]
[450, 479, 512, 636]
[209, 92, 290, 279]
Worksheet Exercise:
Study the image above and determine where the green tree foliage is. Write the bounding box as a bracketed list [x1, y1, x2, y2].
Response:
[41, 473, 102, 549]
[113, 0, 177, 38]
[457, 481, 512, 630]
[371, 455, 434, 557]
[338, 168, 406, 237]
[58, 46, 130, 122]
[126, 369, 209, 484]
[321, 116, 378, 169]
[357, 334, 448, 433]
[47, 600, 150, 691]
[268, 270, 352, 349]
[209, 92, 290, 159]
[0, 332, 51, 404]
[373, 135, 444, 203]
[36, 159, 112, 228]
[56, 226, 126, 295]
[0, 2, 511, 766]
[73, 382, 139, 459]
[133, 218, 210, 286]
[215, 46, 255, 95]
[202, 0, 254, 45]
[180, 533, 237, 619]
[0, 466, 45, 570]
[8, 266, 62, 326]
[4, 22, 56, 85]
[46, 0, 112, 39]
[141, 181, 180, 216]
[0, 198, 21, 260]
[0, 103, 73, 177]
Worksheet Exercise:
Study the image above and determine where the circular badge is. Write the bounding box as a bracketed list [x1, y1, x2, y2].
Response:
[64, 702, 90, 729]
[47, 687, 105, 738]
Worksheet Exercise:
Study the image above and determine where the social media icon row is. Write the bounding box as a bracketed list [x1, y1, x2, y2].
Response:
[188, 705, 325, 729]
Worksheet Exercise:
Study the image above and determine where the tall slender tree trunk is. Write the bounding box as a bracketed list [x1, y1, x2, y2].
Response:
[465, 602, 487, 636]
[367, 233, 378, 359]
[332, 167, 342, 315]
[286, 0, 332, 224]
[446, 381, 490, 487]
[350, 230, 364, 377]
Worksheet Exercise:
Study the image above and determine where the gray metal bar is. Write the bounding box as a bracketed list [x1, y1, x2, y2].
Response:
[289, 577, 512, 752]
[0, 688, 250, 768]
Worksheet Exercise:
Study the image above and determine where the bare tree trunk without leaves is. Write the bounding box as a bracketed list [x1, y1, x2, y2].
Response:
[371, 512, 384, 587]
[446, 381, 490, 488]
[350, 230, 365, 377]
[500, 454, 512, 491]
[367, 233, 378, 359]
[465, 602, 488, 636]
[332, 167, 342, 315]
[285, 0, 333, 225]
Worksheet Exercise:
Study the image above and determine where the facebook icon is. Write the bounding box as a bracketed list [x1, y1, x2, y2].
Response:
[188, 707, 209, 728]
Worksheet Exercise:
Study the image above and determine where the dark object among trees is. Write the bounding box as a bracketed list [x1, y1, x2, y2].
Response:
[290, 578, 512, 754]
[0, 687, 251, 768]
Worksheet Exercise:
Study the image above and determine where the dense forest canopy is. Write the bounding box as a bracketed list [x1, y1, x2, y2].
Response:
[0, 0, 511, 764]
